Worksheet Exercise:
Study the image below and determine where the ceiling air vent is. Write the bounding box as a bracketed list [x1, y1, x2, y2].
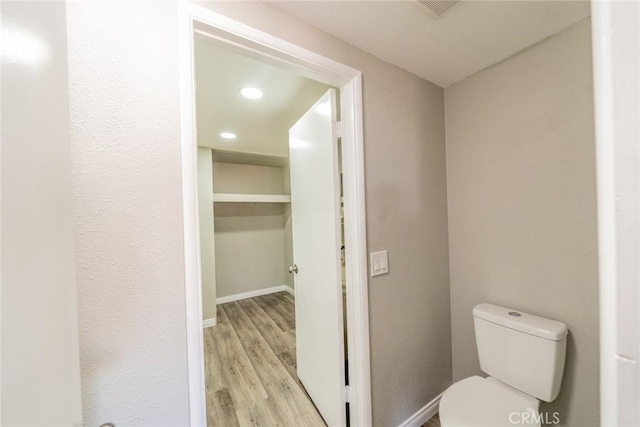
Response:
[416, 0, 461, 19]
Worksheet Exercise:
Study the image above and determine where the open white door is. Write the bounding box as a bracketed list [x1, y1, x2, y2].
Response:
[289, 89, 346, 427]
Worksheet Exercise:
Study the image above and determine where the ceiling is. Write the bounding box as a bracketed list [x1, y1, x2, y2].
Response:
[195, 35, 330, 156]
[266, 0, 591, 87]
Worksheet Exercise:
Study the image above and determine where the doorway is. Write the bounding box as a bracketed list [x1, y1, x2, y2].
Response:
[179, 4, 371, 427]
[195, 35, 343, 425]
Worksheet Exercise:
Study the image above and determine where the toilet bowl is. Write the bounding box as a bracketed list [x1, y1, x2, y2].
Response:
[439, 376, 540, 427]
[438, 303, 568, 427]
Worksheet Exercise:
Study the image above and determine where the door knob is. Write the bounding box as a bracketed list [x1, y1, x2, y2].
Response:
[288, 264, 298, 274]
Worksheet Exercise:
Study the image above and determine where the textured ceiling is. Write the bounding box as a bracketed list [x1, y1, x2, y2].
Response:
[266, 0, 591, 87]
[195, 35, 330, 156]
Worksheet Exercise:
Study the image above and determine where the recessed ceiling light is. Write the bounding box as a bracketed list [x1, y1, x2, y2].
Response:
[220, 132, 237, 139]
[240, 87, 263, 100]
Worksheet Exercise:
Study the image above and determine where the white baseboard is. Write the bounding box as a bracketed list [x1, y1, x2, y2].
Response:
[203, 317, 217, 328]
[216, 285, 293, 305]
[284, 285, 294, 296]
[397, 392, 442, 427]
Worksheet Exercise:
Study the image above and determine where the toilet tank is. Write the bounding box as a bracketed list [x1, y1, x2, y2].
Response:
[473, 303, 568, 402]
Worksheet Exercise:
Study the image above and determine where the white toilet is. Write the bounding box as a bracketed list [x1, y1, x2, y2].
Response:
[439, 303, 568, 427]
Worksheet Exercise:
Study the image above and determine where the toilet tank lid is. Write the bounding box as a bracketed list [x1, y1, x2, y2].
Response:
[473, 303, 568, 341]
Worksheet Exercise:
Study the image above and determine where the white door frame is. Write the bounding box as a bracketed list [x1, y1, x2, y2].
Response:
[178, 3, 372, 426]
[591, 1, 640, 426]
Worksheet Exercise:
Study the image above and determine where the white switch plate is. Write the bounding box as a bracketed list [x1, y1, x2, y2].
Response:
[370, 250, 389, 277]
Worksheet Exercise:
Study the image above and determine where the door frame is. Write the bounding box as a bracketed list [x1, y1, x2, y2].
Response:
[178, 3, 372, 426]
[591, 1, 640, 425]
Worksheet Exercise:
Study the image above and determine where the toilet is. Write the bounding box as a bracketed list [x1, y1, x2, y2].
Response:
[439, 303, 568, 427]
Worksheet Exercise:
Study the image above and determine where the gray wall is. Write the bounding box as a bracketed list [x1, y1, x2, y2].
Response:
[213, 203, 287, 298]
[1, 2, 83, 425]
[211, 162, 288, 299]
[444, 19, 599, 426]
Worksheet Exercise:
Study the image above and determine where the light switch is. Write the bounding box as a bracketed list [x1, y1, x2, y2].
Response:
[370, 251, 389, 277]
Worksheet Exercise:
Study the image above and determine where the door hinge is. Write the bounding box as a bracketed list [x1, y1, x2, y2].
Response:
[344, 385, 351, 403]
[333, 120, 343, 139]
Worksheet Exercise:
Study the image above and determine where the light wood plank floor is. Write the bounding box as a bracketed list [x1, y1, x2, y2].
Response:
[204, 291, 326, 427]
[422, 414, 441, 427]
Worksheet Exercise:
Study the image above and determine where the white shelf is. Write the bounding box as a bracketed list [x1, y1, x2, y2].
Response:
[212, 193, 291, 203]
[211, 148, 288, 168]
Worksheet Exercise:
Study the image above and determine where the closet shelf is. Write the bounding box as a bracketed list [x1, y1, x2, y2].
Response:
[211, 148, 288, 168]
[212, 193, 291, 203]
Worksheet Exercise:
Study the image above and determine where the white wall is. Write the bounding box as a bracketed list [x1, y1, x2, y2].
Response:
[67, 2, 190, 425]
[198, 148, 216, 321]
[1, 2, 82, 425]
[445, 19, 599, 426]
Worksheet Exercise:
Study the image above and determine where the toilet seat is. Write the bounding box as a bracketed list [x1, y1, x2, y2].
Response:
[439, 376, 541, 427]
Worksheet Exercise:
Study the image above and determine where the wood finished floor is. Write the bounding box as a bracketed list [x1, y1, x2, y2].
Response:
[422, 414, 441, 427]
[204, 291, 326, 427]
